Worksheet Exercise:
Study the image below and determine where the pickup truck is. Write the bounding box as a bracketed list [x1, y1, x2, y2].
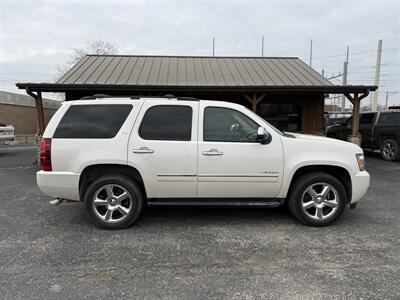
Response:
[326, 110, 400, 161]
[0, 123, 15, 145]
[37, 97, 369, 229]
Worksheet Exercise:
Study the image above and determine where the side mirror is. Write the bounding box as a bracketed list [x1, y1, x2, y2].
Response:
[256, 127, 271, 144]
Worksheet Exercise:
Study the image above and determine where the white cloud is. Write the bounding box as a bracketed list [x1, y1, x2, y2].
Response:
[1, 0, 399, 104]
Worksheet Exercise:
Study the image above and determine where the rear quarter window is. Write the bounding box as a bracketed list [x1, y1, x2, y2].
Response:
[53, 104, 132, 138]
[378, 112, 400, 124]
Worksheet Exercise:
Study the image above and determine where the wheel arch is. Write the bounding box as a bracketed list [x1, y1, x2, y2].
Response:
[79, 164, 146, 201]
[285, 165, 352, 204]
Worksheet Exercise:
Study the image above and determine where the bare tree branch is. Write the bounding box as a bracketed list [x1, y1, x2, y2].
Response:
[55, 40, 118, 80]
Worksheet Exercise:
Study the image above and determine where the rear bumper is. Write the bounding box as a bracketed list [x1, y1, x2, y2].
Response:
[350, 171, 370, 204]
[37, 171, 80, 201]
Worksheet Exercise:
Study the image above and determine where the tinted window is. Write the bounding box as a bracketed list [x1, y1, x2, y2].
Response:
[54, 104, 132, 138]
[139, 105, 192, 141]
[379, 112, 400, 124]
[204, 107, 259, 142]
[359, 113, 375, 125]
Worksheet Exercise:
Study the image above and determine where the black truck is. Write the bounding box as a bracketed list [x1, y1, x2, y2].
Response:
[326, 110, 400, 161]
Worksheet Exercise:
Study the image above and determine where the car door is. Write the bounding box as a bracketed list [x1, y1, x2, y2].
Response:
[128, 100, 199, 199]
[358, 113, 376, 148]
[197, 102, 284, 198]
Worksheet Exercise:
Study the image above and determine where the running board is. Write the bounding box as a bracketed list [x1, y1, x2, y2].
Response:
[147, 198, 284, 207]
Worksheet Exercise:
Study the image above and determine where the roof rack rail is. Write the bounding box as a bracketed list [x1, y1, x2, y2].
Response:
[176, 96, 199, 101]
[80, 94, 110, 100]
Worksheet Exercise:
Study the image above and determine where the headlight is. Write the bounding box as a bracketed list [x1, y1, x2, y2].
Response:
[356, 154, 365, 171]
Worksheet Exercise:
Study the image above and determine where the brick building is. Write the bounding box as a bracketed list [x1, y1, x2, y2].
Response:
[0, 91, 61, 135]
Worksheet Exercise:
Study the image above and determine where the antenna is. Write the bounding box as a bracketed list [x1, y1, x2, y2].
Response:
[261, 36, 264, 57]
[212, 37, 215, 57]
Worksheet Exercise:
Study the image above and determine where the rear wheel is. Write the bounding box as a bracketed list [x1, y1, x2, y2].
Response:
[84, 175, 143, 229]
[380, 139, 399, 162]
[288, 172, 347, 227]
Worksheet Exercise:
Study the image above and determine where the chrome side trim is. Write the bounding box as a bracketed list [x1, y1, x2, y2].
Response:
[157, 174, 197, 177]
[198, 174, 279, 178]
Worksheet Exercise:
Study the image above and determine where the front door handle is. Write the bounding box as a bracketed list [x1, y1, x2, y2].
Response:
[133, 147, 154, 154]
[202, 149, 223, 156]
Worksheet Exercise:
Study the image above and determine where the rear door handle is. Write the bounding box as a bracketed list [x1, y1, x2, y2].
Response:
[202, 149, 223, 156]
[133, 147, 154, 154]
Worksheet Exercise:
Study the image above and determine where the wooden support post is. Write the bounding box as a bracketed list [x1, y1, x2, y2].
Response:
[244, 94, 266, 112]
[351, 93, 360, 137]
[35, 91, 45, 136]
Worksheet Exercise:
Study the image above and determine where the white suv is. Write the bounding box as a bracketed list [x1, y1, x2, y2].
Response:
[37, 97, 369, 229]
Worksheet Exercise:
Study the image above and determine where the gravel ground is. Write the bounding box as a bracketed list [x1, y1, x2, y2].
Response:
[0, 145, 399, 299]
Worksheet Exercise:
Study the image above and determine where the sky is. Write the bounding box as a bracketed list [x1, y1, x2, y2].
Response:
[1, 0, 399, 106]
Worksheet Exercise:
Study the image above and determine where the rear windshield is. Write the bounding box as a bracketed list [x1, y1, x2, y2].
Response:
[378, 112, 400, 124]
[53, 104, 132, 138]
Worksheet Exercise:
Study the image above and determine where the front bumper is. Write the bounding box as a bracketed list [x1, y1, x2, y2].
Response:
[37, 171, 80, 201]
[350, 171, 370, 204]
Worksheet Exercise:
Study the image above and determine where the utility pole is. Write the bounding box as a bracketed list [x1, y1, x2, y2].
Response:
[261, 36, 264, 57]
[341, 46, 349, 111]
[212, 37, 215, 57]
[309, 39, 313, 67]
[371, 39, 382, 111]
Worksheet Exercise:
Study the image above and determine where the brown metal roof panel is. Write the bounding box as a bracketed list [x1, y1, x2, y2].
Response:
[258, 59, 289, 85]
[247, 59, 275, 85]
[61, 56, 97, 84]
[57, 55, 91, 84]
[85, 56, 114, 84]
[193, 58, 207, 85]
[96, 56, 121, 84]
[276, 59, 310, 85]
[202, 59, 216, 86]
[225, 58, 245, 85]
[176, 58, 187, 86]
[126, 57, 146, 85]
[146, 57, 162, 85]
[74, 56, 106, 84]
[114, 57, 138, 85]
[271, 59, 305, 85]
[283, 58, 321, 85]
[137, 57, 155, 85]
[167, 57, 178, 85]
[185, 57, 197, 86]
[104, 56, 127, 84]
[157, 58, 170, 85]
[216, 59, 235, 85]
[239, 59, 265, 85]
[292, 59, 333, 86]
[209, 58, 226, 85]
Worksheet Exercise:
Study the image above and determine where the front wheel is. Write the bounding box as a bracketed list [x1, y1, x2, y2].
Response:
[288, 172, 347, 227]
[84, 175, 144, 229]
[380, 139, 399, 162]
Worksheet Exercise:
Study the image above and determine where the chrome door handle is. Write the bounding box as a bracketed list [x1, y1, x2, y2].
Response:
[202, 149, 223, 156]
[133, 147, 154, 154]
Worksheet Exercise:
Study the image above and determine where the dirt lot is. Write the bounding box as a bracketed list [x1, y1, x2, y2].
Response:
[0, 145, 399, 299]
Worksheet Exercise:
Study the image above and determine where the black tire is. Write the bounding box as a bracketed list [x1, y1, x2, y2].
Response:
[84, 175, 144, 230]
[380, 139, 399, 162]
[287, 172, 347, 227]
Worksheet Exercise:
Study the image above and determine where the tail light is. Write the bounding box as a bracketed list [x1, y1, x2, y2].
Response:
[40, 138, 52, 171]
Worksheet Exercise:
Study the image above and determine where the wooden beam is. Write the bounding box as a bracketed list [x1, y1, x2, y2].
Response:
[36, 92, 45, 136]
[344, 93, 354, 104]
[351, 93, 360, 137]
[244, 94, 266, 112]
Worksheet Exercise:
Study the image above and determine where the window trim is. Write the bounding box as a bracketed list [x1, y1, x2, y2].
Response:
[202, 106, 261, 143]
[138, 104, 193, 141]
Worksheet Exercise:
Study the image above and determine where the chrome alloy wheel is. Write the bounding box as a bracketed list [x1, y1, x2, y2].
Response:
[92, 184, 133, 223]
[301, 182, 339, 220]
[382, 141, 396, 160]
